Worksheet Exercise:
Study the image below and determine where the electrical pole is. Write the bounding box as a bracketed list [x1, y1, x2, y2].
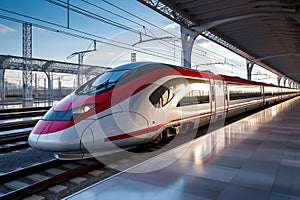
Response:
[67, 40, 96, 87]
[22, 23, 33, 107]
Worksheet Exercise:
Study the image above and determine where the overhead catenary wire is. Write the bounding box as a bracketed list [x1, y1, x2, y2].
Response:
[98, 0, 245, 67]
[47, 0, 154, 38]
[0, 8, 179, 62]
[80, 0, 146, 29]
[0, 1, 244, 70]
[47, 0, 245, 68]
[100, 0, 179, 38]
[45, 0, 183, 59]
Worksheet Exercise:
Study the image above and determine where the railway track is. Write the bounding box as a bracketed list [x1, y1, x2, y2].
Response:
[0, 135, 183, 200]
[0, 128, 32, 154]
[0, 119, 40, 131]
[0, 107, 48, 129]
[0, 110, 46, 120]
[0, 158, 106, 200]
[0, 106, 50, 114]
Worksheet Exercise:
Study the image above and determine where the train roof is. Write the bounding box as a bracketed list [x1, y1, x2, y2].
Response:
[109, 62, 160, 71]
[112, 62, 294, 89]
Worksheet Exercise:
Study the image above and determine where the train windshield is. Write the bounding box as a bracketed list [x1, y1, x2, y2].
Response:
[76, 69, 129, 95]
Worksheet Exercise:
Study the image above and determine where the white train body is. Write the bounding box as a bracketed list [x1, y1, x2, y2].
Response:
[28, 62, 300, 159]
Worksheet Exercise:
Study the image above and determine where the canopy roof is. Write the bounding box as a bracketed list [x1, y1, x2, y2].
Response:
[139, 0, 300, 84]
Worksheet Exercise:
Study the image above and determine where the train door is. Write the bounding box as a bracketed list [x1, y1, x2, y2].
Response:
[261, 85, 265, 105]
[224, 82, 229, 115]
[210, 79, 216, 118]
[210, 79, 226, 121]
[215, 80, 226, 120]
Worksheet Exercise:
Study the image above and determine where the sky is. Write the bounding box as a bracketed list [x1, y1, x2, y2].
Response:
[0, 0, 278, 87]
[0, 0, 173, 61]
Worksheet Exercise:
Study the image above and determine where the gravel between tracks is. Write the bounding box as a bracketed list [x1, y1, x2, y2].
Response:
[0, 148, 54, 173]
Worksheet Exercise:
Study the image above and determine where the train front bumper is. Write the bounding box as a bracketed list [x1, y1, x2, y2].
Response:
[28, 124, 81, 152]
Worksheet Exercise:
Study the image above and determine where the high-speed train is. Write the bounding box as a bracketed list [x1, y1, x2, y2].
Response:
[28, 62, 300, 159]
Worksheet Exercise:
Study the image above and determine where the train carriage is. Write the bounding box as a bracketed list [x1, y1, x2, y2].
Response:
[28, 62, 300, 159]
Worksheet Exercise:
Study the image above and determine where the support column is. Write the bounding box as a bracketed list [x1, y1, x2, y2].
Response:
[283, 78, 287, 87]
[34, 73, 38, 99]
[22, 23, 33, 107]
[246, 60, 254, 81]
[277, 76, 282, 86]
[43, 71, 52, 106]
[0, 68, 5, 104]
[77, 53, 84, 87]
[42, 62, 53, 105]
[180, 26, 198, 68]
[58, 77, 62, 98]
[288, 80, 292, 88]
[45, 72, 52, 106]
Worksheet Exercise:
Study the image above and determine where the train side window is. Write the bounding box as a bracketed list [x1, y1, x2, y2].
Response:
[228, 84, 261, 100]
[177, 89, 209, 107]
[191, 90, 201, 104]
[178, 92, 191, 106]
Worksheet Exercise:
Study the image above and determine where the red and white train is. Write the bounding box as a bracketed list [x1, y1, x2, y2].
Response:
[28, 62, 300, 159]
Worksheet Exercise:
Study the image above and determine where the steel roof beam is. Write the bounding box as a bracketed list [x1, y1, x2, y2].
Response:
[254, 53, 300, 62]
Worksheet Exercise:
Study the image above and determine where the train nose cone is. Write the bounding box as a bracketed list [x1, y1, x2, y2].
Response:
[28, 119, 50, 149]
[80, 125, 95, 153]
[28, 119, 78, 151]
[28, 132, 40, 148]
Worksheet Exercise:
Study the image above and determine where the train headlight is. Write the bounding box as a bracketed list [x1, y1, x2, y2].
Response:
[73, 104, 97, 119]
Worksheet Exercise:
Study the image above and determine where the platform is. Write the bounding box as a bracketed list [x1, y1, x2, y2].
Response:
[65, 96, 300, 200]
[0, 100, 57, 109]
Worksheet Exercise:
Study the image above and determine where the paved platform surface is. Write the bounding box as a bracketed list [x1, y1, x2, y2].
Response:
[65, 97, 300, 200]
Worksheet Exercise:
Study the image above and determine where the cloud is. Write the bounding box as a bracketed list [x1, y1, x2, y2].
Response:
[195, 37, 210, 45]
[33, 26, 46, 32]
[0, 24, 17, 34]
[163, 23, 179, 31]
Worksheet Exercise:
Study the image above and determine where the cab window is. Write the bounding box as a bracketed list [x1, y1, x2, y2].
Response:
[150, 85, 174, 108]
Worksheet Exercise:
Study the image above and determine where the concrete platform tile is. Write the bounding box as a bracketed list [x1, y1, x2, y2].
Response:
[280, 159, 299, 167]
[231, 169, 275, 191]
[250, 150, 283, 163]
[271, 176, 292, 195]
[185, 163, 237, 183]
[221, 149, 252, 159]
[217, 184, 269, 200]
[290, 195, 300, 200]
[175, 175, 226, 199]
[269, 192, 289, 200]
[208, 155, 246, 169]
[154, 186, 209, 200]
[291, 179, 300, 197]
[241, 160, 278, 175]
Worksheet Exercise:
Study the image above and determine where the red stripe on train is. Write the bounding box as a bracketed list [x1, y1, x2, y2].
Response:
[104, 111, 212, 142]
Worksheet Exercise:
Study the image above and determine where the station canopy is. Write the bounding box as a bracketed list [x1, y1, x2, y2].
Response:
[139, 0, 300, 84]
